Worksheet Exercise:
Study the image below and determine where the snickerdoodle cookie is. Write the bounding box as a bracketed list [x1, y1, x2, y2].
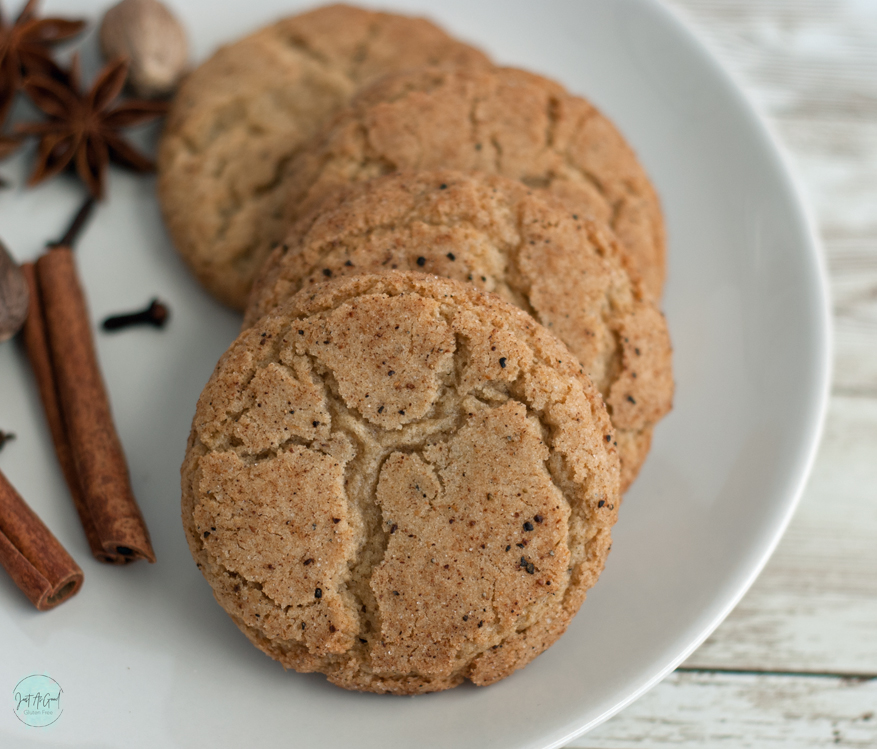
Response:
[247, 171, 673, 490]
[157, 5, 489, 309]
[273, 65, 666, 299]
[182, 272, 620, 694]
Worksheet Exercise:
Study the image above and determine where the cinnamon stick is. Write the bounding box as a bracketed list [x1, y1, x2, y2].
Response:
[31, 247, 155, 564]
[20, 263, 109, 562]
[0, 468, 83, 610]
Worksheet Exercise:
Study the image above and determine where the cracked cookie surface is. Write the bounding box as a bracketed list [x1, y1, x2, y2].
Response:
[157, 4, 489, 310]
[274, 65, 666, 300]
[182, 272, 620, 694]
[247, 171, 673, 490]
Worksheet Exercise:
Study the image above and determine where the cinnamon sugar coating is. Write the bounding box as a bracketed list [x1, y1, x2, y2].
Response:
[157, 5, 489, 309]
[248, 171, 673, 489]
[182, 272, 620, 693]
[274, 65, 665, 300]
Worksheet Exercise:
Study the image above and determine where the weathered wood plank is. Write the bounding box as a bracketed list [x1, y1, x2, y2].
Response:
[568, 671, 877, 748]
[828, 236, 877, 398]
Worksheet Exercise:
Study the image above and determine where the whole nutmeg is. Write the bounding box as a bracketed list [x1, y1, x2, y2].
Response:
[99, 0, 188, 99]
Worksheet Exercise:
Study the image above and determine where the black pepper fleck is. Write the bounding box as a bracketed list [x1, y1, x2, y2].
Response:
[505, 545, 511, 551]
[598, 500, 605, 508]
[626, 395, 637, 404]
[447, 252, 456, 261]
[322, 268, 332, 277]
[202, 531, 210, 538]
[439, 183, 448, 190]
[416, 256, 426, 266]
[523, 521, 534, 532]
[387, 370, 395, 376]
[390, 524, 398, 534]
[534, 515, 543, 524]
[499, 357, 507, 368]
[314, 588, 322, 598]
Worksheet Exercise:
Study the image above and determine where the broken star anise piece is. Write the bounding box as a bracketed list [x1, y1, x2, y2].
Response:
[19, 56, 168, 198]
[0, 0, 85, 126]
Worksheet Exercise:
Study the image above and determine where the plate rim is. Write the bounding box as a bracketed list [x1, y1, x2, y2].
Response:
[0, 0, 834, 746]
[551, 0, 833, 744]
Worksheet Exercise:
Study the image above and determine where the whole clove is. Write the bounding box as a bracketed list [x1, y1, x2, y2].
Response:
[101, 298, 169, 331]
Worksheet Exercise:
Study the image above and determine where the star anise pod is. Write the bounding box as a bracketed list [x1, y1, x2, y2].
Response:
[18, 55, 168, 198]
[0, 0, 85, 126]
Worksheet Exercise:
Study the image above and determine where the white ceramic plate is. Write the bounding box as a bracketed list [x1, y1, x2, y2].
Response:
[0, 0, 830, 746]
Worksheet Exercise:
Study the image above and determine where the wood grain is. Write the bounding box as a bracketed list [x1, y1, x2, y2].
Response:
[569, 671, 877, 748]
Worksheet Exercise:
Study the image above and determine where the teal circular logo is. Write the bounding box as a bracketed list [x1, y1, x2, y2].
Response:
[12, 675, 63, 727]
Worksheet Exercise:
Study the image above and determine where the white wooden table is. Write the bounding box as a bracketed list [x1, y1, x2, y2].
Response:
[569, 1, 877, 746]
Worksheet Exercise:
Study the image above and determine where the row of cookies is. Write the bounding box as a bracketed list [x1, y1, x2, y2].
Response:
[166, 4, 672, 693]
[159, 5, 665, 308]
